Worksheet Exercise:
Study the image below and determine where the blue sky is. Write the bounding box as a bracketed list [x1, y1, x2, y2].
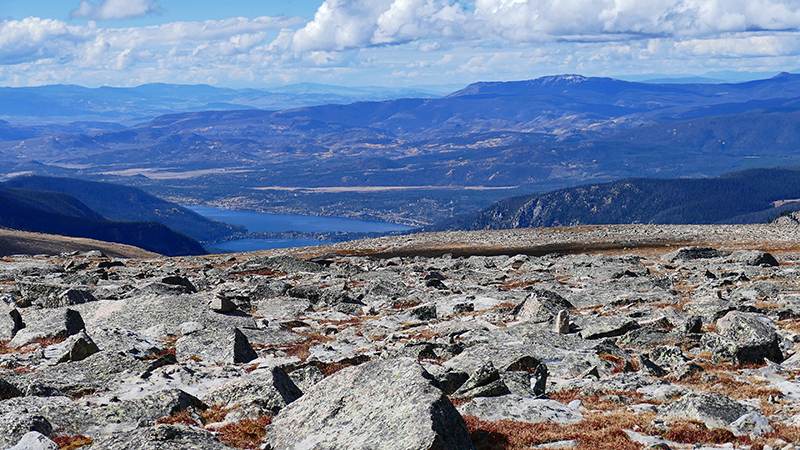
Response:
[2, 0, 800, 88]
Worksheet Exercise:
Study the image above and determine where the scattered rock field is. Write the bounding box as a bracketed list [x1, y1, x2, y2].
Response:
[2, 224, 800, 449]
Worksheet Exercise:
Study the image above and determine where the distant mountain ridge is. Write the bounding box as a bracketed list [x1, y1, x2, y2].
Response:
[0, 176, 245, 243]
[0, 82, 450, 127]
[0, 187, 206, 256]
[428, 166, 800, 231]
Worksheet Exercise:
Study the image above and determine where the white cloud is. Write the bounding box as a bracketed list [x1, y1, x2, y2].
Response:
[0, 17, 92, 65]
[290, 0, 800, 52]
[71, 0, 162, 21]
[5, 1, 800, 89]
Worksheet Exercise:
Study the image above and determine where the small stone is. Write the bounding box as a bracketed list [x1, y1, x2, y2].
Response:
[179, 321, 205, 335]
[532, 363, 548, 398]
[555, 310, 569, 334]
[43, 330, 100, 364]
[209, 296, 236, 313]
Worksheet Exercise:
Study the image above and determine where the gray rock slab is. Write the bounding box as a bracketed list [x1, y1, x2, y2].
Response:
[616, 328, 687, 350]
[83, 389, 204, 435]
[729, 411, 773, 437]
[202, 367, 302, 412]
[457, 395, 583, 425]
[254, 297, 313, 322]
[0, 307, 23, 341]
[88, 424, 235, 450]
[661, 247, 731, 262]
[727, 250, 779, 267]
[443, 343, 541, 376]
[230, 255, 325, 275]
[176, 328, 257, 364]
[87, 327, 162, 359]
[682, 297, 735, 324]
[452, 362, 509, 399]
[4, 431, 58, 450]
[708, 310, 782, 364]
[575, 315, 638, 340]
[265, 357, 474, 450]
[287, 364, 325, 393]
[648, 345, 688, 369]
[42, 330, 99, 364]
[237, 328, 304, 347]
[656, 392, 749, 430]
[511, 289, 574, 324]
[8, 308, 85, 348]
[76, 294, 256, 337]
[13, 351, 147, 398]
[0, 411, 53, 449]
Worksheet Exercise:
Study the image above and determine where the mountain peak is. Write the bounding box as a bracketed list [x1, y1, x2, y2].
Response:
[533, 74, 590, 86]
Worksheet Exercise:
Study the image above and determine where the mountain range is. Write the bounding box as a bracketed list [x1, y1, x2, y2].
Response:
[5, 74, 800, 228]
[0, 82, 452, 128]
[428, 166, 800, 231]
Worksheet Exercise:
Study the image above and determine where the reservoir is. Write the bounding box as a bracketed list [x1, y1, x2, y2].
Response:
[188, 206, 416, 252]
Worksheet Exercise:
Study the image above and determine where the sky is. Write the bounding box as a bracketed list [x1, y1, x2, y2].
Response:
[2, 0, 800, 88]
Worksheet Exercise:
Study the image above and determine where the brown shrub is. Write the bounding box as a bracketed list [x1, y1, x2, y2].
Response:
[198, 404, 229, 424]
[52, 435, 94, 450]
[216, 415, 273, 449]
[156, 410, 198, 427]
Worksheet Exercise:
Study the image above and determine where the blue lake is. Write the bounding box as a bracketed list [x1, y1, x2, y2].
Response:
[188, 206, 416, 252]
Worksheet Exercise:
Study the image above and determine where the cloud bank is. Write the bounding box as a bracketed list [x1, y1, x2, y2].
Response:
[71, 0, 162, 20]
[291, 0, 800, 51]
[3, 1, 800, 88]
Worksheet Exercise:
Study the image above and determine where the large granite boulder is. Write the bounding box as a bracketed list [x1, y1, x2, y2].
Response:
[703, 311, 782, 364]
[202, 367, 302, 412]
[264, 357, 474, 450]
[175, 328, 258, 364]
[656, 392, 749, 430]
[510, 289, 574, 323]
[661, 247, 731, 263]
[8, 308, 85, 348]
[0, 411, 53, 449]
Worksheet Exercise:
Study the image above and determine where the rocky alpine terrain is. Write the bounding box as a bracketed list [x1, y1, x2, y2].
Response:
[2, 225, 800, 449]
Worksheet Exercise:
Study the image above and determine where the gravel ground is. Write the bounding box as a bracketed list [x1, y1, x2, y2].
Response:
[253, 224, 800, 261]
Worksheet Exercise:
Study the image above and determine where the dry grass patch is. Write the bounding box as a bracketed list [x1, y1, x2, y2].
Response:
[497, 279, 541, 291]
[464, 410, 655, 450]
[754, 300, 782, 310]
[198, 404, 229, 424]
[156, 410, 199, 426]
[0, 335, 70, 356]
[674, 363, 782, 412]
[52, 434, 93, 450]
[781, 319, 800, 333]
[270, 331, 335, 362]
[156, 406, 272, 449]
[216, 415, 273, 449]
[661, 420, 742, 445]
[548, 389, 661, 412]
